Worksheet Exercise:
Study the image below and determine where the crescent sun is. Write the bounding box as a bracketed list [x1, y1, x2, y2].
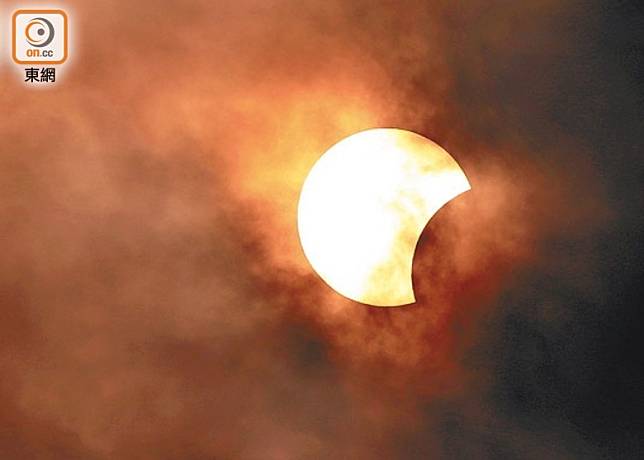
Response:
[297, 128, 471, 307]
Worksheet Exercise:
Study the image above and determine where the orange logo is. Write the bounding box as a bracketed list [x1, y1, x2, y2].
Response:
[13, 9, 68, 64]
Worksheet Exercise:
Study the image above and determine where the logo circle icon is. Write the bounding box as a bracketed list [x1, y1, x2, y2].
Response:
[25, 17, 55, 47]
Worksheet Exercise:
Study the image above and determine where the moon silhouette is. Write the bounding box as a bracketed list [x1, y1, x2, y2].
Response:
[297, 128, 471, 307]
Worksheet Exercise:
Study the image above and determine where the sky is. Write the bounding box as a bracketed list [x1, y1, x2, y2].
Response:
[0, 0, 642, 458]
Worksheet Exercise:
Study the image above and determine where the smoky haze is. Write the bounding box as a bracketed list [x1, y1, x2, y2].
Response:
[0, 0, 642, 458]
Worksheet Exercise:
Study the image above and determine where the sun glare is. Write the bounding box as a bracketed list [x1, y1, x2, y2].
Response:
[297, 128, 471, 307]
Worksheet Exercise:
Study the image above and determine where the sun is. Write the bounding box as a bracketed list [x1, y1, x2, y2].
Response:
[297, 128, 471, 307]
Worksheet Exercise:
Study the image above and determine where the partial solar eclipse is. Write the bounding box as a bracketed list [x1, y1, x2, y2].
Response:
[298, 128, 471, 307]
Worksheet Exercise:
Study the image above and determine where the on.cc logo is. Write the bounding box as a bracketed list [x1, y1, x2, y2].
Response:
[25, 17, 56, 48]
[12, 9, 68, 65]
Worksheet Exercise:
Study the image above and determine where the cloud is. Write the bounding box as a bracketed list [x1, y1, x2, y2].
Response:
[1, 0, 636, 458]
